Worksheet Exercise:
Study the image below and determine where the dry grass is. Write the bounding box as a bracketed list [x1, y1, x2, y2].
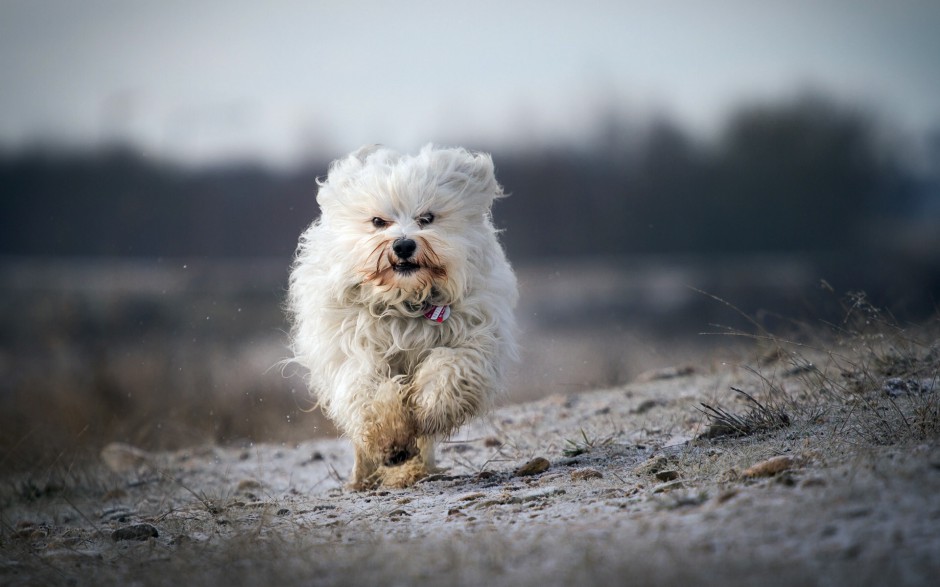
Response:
[696, 288, 939, 448]
[697, 386, 792, 438]
[0, 263, 337, 472]
[561, 428, 616, 457]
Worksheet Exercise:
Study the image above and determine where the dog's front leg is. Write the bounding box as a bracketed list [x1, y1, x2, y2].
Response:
[410, 347, 494, 437]
[349, 444, 380, 491]
[352, 378, 418, 487]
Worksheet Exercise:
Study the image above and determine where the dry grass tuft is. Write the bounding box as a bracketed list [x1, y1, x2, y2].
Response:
[701, 287, 940, 447]
[697, 387, 791, 439]
[562, 428, 614, 457]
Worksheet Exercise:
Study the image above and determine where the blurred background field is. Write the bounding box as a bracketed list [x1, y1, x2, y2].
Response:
[1, 1, 939, 469]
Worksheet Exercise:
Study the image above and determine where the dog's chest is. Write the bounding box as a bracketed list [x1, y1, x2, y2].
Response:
[366, 314, 454, 372]
[392, 314, 450, 346]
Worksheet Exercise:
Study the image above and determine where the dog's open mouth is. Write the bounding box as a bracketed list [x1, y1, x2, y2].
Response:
[392, 261, 421, 275]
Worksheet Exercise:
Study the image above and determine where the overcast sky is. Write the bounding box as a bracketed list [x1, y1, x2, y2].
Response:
[1, 0, 938, 166]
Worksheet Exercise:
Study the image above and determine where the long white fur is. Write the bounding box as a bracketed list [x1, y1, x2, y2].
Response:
[287, 144, 517, 487]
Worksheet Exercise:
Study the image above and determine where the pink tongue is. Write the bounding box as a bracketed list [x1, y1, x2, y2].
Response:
[423, 304, 451, 322]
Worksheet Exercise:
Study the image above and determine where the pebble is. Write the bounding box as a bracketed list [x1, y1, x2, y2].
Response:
[655, 470, 680, 482]
[635, 455, 669, 476]
[652, 480, 684, 493]
[111, 524, 158, 542]
[742, 456, 794, 478]
[508, 487, 566, 504]
[515, 457, 550, 476]
[571, 468, 603, 481]
[458, 492, 486, 501]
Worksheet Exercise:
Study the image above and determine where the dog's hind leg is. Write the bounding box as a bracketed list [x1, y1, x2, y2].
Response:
[417, 435, 436, 471]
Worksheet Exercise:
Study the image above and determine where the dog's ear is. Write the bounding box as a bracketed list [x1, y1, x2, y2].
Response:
[351, 144, 383, 162]
[317, 145, 393, 209]
[435, 148, 503, 209]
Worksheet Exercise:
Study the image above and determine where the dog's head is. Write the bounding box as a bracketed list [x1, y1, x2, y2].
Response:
[315, 144, 504, 309]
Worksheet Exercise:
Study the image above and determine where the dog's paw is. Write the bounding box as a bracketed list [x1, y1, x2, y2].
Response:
[346, 476, 379, 492]
[363, 413, 418, 467]
[380, 438, 418, 467]
[377, 459, 431, 488]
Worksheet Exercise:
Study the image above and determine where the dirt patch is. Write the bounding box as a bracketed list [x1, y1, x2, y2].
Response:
[3, 334, 939, 587]
[4, 293, 940, 586]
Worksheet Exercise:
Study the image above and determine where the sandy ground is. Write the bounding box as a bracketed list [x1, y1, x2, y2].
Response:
[2, 351, 939, 586]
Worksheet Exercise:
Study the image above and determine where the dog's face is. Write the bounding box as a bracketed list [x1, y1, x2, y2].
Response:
[315, 145, 503, 308]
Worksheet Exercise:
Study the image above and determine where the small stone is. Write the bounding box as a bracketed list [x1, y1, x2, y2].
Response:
[742, 456, 794, 478]
[635, 455, 669, 476]
[652, 480, 684, 493]
[111, 524, 158, 542]
[458, 492, 486, 501]
[655, 470, 680, 482]
[475, 498, 508, 508]
[571, 468, 603, 481]
[515, 457, 550, 477]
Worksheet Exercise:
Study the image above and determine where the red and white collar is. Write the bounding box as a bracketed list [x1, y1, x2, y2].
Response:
[422, 303, 451, 323]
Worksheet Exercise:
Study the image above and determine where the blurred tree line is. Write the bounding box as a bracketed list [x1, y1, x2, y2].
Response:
[1, 93, 935, 261]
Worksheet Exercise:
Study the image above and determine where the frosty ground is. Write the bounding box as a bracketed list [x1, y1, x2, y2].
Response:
[2, 327, 939, 586]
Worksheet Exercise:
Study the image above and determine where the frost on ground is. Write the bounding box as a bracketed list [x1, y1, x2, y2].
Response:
[2, 330, 940, 586]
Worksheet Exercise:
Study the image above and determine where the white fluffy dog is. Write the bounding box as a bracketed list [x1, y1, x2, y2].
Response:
[287, 144, 517, 489]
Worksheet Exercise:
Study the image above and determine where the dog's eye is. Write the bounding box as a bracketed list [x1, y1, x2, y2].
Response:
[416, 212, 435, 227]
[371, 217, 389, 229]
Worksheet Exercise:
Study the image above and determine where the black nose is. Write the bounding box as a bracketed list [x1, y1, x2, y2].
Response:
[392, 238, 417, 259]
